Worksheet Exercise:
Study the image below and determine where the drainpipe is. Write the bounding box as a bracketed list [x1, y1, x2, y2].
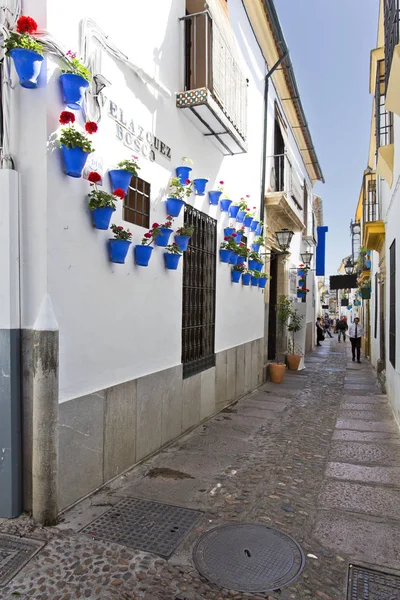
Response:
[260, 51, 288, 223]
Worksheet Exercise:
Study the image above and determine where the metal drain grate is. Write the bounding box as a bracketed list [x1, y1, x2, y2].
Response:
[0, 534, 45, 586]
[81, 497, 203, 558]
[347, 564, 400, 599]
[193, 523, 305, 592]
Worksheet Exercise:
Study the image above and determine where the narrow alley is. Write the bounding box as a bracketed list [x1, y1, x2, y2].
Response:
[0, 338, 399, 599]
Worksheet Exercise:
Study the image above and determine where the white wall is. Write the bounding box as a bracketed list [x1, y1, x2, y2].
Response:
[11, 0, 267, 402]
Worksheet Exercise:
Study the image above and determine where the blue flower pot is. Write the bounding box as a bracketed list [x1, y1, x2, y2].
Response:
[175, 235, 190, 251]
[231, 270, 241, 283]
[252, 243, 260, 252]
[248, 259, 260, 271]
[220, 199, 232, 212]
[60, 73, 89, 110]
[251, 276, 259, 286]
[298, 279, 306, 287]
[366, 259, 371, 269]
[166, 197, 185, 217]
[220, 249, 232, 263]
[176, 166, 192, 185]
[209, 190, 222, 205]
[297, 291, 306, 299]
[297, 269, 306, 277]
[229, 253, 238, 265]
[135, 245, 153, 266]
[224, 227, 235, 237]
[193, 178, 208, 195]
[253, 261, 262, 272]
[92, 206, 115, 230]
[259, 277, 267, 289]
[255, 224, 263, 236]
[156, 227, 173, 247]
[235, 233, 243, 243]
[10, 48, 43, 88]
[62, 145, 90, 178]
[242, 273, 251, 286]
[244, 216, 253, 228]
[237, 256, 246, 266]
[164, 253, 181, 270]
[229, 205, 240, 219]
[109, 239, 131, 264]
[108, 169, 132, 195]
[236, 210, 245, 223]
[250, 220, 259, 232]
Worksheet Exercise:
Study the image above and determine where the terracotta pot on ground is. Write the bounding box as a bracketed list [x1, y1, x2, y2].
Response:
[269, 363, 286, 383]
[287, 354, 301, 371]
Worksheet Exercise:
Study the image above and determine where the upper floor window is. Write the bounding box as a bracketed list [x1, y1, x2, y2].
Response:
[384, 0, 400, 89]
[375, 59, 393, 150]
[362, 171, 378, 223]
[123, 176, 150, 228]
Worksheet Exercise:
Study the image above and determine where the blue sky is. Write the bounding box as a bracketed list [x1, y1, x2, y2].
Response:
[273, 0, 379, 276]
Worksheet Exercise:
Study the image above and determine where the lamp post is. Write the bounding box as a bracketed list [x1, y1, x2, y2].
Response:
[300, 250, 313, 268]
[275, 228, 294, 253]
[344, 257, 354, 275]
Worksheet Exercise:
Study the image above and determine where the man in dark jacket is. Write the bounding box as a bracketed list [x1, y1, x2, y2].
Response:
[337, 317, 348, 343]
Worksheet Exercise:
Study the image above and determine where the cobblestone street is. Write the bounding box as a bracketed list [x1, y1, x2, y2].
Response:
[1, 337, 399, 600]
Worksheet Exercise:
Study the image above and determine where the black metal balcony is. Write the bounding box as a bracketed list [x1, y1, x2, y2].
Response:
[375, 59, 393, 150]
[362, 171, 378, 223]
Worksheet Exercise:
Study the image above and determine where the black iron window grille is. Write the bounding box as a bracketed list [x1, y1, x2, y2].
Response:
[384, 0, 400, 89]
[123, 176, 150, 228]
[375, 59, 393, 151]
[374, 272, 378, 339]
[182, 205, 216, 379]
[389, 239, 396, 368]
[362, 171, 378, 223]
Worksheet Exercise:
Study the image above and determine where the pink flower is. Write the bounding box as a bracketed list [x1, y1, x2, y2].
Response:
[66, 50, 77, 59]
[219, 180, 224, 184]
[232, 233, 237, 237]
[246, 194, 250, 198]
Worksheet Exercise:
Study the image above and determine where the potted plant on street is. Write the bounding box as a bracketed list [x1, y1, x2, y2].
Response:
[134, 224, 160, 266]
[209, 181, 225, 205]
[228, 201, 240, 219]
[219, 236, 237, 263]
[297, 286, 309, 298]
[359, 278, 372, 300]
[175, 224, 194, 251]
[250, 216, 259, 232]
[166, 176, 193, 216]
[229, 240, 240, 265]
[220, 194, 232, 212]
[4, 15, 44, 88]
[109, 224, 132, 264]
[176, 157, 193, 185]
[251, 270, 260, 286]
[87, 171, 122, 230]
[60, 50, 91, 109]
[108, 155, 140, 195]
[231, 263, 244, 283]
[258, 272, 270, 289]
[287, 307, 304, 370]
[242, 269, 252, 286]
[236, 242, 249, 265]
[248, 250, 263, 272]
[269, 295, 291, 383]
[164, 243, 183, 270]
[155, 216, 174, 247]
[244, 207, 256, 228]
[235, 226, 245, 243]
[59, 111, 97, 177]
[252, 236, 264, 253]
[193, 176, 209, 195]
[255, 220, 264, 236]
[235, 198, 249, 223]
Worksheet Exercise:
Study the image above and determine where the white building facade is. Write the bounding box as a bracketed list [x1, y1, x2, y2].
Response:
[0, 0, 323, 518]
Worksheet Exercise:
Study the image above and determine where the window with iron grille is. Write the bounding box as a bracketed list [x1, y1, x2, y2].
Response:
[303, 182, 308, 232]
[362, 172, 378, 223]
[123, 176, 150, 228]
[389, 239, 396, 368]
[384, 0, 400, 89]
[374, 272, 378, 339]
[375, 59, 393, 151]
[182, 205, 216, 379]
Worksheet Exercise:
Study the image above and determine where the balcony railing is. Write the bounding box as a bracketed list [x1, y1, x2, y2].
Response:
[270, 154, 303, 210]
[384, 0, 400, 88]
[177, 10, 248, 155]
[375, 59, 393, 150]
[362, 171, 379, 223]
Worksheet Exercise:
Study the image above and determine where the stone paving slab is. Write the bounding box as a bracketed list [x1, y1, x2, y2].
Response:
[342, 394, 387, 404]
[335, 418, 398, 433]
[338, 408, 393, 421]
[178, 434, 254, 456]
[318, 480, 400, 519]
[326, 462, 400, 487]
[332, 429, 400, 443]
[328, 441, 400, 465]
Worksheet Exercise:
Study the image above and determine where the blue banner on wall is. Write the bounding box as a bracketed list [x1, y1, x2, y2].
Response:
[316, 226, 328, 276]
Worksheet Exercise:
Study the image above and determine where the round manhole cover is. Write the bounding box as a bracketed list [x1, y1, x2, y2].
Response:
[193, 523, 305, 592]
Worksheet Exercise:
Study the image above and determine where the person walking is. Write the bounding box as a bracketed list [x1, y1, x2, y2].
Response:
[316, 317, 325, 346]
[349, 317, 364, 363]
[324, 316, 333, 338]
[337, 317, 348, 343]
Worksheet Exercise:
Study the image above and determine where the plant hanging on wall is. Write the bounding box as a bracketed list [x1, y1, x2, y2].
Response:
[109, 224, 132, 264]
[176, 157, 193, 185]
[60, 50, 91, 110]
[164, 243, 183, 270]
[175, 224, 194, 252]
[155, 217, 174, 247]
[87, 171, 119, 230]
[134, 225, 160, 267]
[166, 176, 193, 217]
[4, 16, 44, 88]
[59, 111, 97, 178]
[108, 155, 140, 195]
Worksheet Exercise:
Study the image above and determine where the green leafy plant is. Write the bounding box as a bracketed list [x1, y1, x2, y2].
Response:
[237, 243, 249, 258]
[176, 224, 194, 236]
[180, 156, 193, 166]
[87, 171, 119, 210]
[110, 224, 132, 241]
[168, 176, 193, 200]
[220, 236, 238, 251]
[232, 263, 245, 272]
[59, 111, 96, 152]
[287, 308, 304, 355]
[253, 236, 264, 246]
[140, 228, 159, 245]
[358, 278, 371, 290]
[117, 156, 140, 175]
[248, 250, 262, 262]
[250, 270, 261, 279]
[62, 50, 91, 81]
[277, 295, 292, 327]
[165, 243, 183, 255]
[4, 16, 43, 55]
[260, 272, 270, 279]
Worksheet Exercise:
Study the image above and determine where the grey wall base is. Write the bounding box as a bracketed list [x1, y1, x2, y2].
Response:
[53, 338, 264, 511]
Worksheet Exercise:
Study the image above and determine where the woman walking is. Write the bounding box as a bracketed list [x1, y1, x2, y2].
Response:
[316, 317, 325, 347]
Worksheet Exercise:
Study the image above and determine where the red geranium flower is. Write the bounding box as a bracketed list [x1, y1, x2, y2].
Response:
[232, 233, 237, 237]
[185, 179, 191, 184]
[117, 226, 123, 230]
[144, 233, 152, 239]
[173, 242, 178, 246]
[16, 15, 38, 34]
[113, 188, 125, 199]
[167, 215, 173, 220]
[152, 222, 159, 228]
[85, 121, 98, 134]
[88, 171, 101, 184]
[224, 236, 229, 241]
[59, 111, 75, 125]
[240, 243, 245, 247]
[219, 181, 224, 184]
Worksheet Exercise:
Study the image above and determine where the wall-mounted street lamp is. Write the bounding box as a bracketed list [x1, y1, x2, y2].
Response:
[344, 257, 354, 275]
[300, 250, 313, 268]
[262, 228, 294, 261]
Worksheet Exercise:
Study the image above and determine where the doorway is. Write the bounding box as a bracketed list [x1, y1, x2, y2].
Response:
[274, 118, 285, 192]
[267, 253, 279, 360]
